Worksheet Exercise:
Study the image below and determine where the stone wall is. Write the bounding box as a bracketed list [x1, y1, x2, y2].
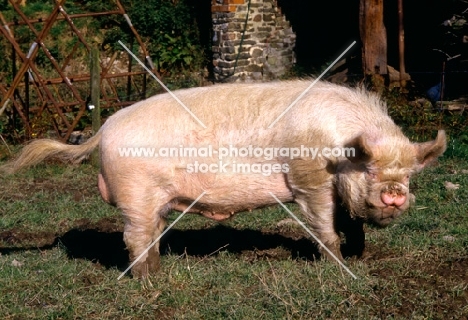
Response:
[211, 0, 296, 82]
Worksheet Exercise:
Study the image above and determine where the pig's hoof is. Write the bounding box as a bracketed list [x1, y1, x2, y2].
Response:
[319, 243, 344, 263]
[131, 253, 161, 279]
[341, 241, 365, 259]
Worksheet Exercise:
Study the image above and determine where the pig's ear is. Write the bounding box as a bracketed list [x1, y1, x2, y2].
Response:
[344, 134, 374, 163]
[414, 130, 447, 171]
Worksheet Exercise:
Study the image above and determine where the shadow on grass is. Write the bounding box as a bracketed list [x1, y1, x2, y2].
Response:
[0, 225, 321, 271]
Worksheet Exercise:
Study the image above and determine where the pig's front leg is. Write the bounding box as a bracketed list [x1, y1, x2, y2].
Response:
[294, 187, 344, 262]
[286, 159, 343, 261]
[335, 206, 365, 259]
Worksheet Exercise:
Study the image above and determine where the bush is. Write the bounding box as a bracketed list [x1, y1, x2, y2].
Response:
[102, 0, 206, 75]
[385, 88, 468, 159]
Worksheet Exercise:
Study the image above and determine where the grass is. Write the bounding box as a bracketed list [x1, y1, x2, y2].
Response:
[0, 152, 467, 319]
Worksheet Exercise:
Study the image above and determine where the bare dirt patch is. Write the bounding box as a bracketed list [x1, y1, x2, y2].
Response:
[0, 228, 57, 248]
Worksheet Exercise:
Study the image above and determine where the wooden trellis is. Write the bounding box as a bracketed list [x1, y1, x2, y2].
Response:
[0, 0, 160, 142]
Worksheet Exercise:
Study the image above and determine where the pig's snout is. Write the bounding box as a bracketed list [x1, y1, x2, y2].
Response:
[380, 186, 407, 207]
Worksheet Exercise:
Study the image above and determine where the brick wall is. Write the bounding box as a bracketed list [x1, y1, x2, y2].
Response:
[211, 0, 296, 82]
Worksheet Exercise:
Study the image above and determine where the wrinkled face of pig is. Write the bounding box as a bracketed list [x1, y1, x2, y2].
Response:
[337, 130, 446, 227]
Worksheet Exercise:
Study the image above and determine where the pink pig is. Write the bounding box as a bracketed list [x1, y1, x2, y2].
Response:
[1, 80, 446, 278]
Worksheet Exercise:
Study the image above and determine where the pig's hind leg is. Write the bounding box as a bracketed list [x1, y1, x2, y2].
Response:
[118, 186, 171, 279]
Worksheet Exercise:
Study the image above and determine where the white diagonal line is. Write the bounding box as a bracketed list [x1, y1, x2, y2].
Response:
[269, 192, 358, 279]
[117, 191, 207, 280]
[268, 41, 356, 128]
[118, 40, 207, 128]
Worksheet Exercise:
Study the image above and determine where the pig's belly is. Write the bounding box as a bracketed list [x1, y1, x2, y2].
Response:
[170, 173, 293, 220]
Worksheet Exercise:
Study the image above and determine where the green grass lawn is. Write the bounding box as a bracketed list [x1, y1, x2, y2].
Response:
[0, 154, 467, 319]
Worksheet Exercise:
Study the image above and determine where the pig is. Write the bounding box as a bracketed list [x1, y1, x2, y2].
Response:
[0, 80, 446, 278]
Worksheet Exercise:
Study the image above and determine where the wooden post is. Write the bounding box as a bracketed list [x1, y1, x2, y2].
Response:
[90, 47, 101, 167]
[142, 60, 147, 100]
[24, 71, 30, 139]
[24, 72, 29, 118]
[359, 0, 387, 91]
[11, 43, 17, 132]
[398, 0, 407, 89]
[126, 38, 133, 101]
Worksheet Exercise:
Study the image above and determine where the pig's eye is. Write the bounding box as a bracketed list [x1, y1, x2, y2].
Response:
[366, 171, 377, 180]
